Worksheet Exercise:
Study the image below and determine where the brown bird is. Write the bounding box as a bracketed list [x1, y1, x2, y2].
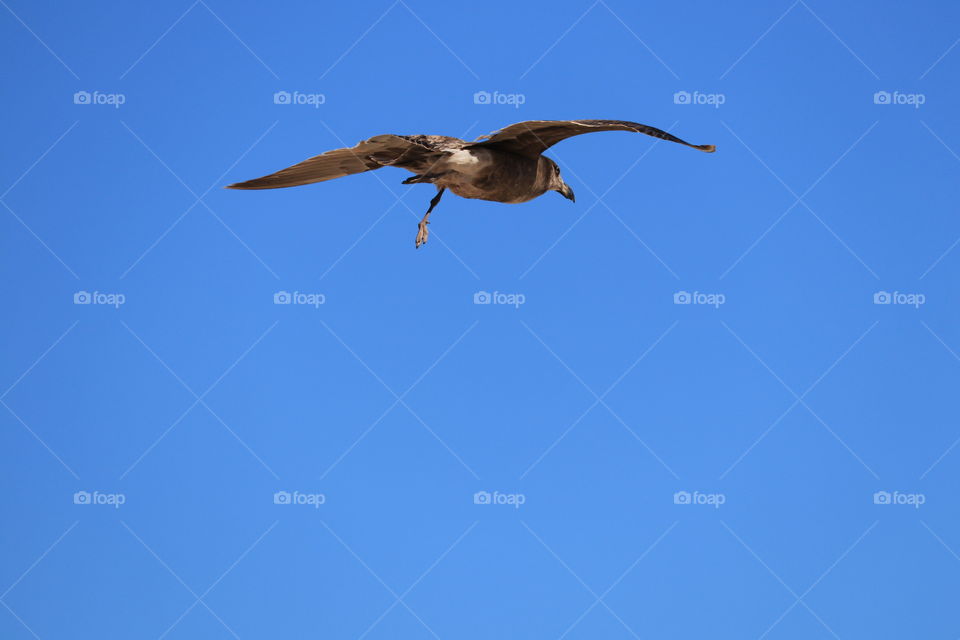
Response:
[227, 119, 715, 248]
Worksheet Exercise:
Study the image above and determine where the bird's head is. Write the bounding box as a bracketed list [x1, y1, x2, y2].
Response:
[544, 157, 575, 202]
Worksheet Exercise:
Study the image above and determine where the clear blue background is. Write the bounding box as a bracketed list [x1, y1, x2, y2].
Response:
[2, 1, 959, 637]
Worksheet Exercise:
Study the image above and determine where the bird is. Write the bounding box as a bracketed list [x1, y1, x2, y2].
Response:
[226, 119, 715, 249]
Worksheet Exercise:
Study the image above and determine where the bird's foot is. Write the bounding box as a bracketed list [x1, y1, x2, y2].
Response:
[415, 219, 430, 249]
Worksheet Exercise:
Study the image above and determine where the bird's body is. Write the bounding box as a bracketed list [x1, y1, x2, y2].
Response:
[227, 119, 715, 248]
[431, 147, 551, 204]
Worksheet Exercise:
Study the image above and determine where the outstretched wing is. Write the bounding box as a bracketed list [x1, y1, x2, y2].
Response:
[469, 119, 715, 157]
[226, 134, 439, 190]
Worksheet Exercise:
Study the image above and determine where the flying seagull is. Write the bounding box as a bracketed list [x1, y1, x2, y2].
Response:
[227, 119, 715, 248]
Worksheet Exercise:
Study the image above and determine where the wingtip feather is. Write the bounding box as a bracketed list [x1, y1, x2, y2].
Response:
[698, 144, 716, 153]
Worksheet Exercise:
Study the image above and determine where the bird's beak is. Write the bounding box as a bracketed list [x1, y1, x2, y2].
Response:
[558, 182, 575, 202]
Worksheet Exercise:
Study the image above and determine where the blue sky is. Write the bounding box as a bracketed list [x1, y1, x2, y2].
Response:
[2, 0, 959, 637]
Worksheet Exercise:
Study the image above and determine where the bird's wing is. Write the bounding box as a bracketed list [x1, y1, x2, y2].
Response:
[226, 134, 440, 190]
[469, 119, 715, 157]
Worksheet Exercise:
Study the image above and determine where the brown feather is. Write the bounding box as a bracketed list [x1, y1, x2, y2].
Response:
[225, 134, 438, 190]
[470, 119, 715, 157]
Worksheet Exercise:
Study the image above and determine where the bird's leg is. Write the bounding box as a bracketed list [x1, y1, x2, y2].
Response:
[403, 171, 449, 185]
[416, 187, 445, 249]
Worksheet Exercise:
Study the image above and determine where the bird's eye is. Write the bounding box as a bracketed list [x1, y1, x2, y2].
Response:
[554, 165, 560, 175]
